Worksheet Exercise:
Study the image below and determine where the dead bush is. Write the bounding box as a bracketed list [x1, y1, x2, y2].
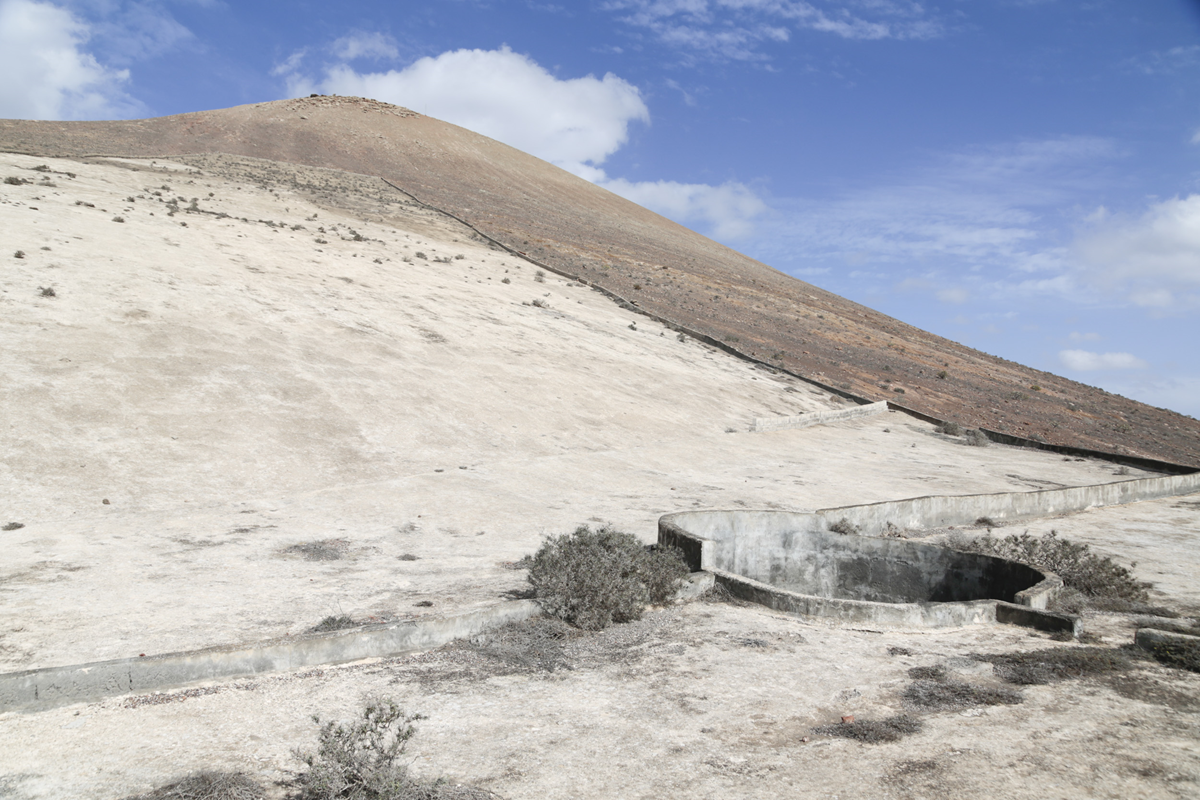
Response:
[965, 429, 989, 447]
[293, 698, 423, 799]
[903, 678, 1023, 710]
[827, 518, 860, 535]
[952, 530, 1151, 605]
[283, 539, 350, 561]
[123, 771, 264, 800]
[310, 615, 356, 633]
[814, 715, 923, 743]
[527, 524, 688, 630]
[977, 646, 1138, 685]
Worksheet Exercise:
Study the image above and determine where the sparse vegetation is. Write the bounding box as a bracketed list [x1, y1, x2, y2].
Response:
[948, 530, 1151, 606]
[965, 429, 989, 447]
[3, 522, 25, 531]
[124, 770, 265, 800]
[814, 715, 922, 743]
[827, 518, 861, 535]
[292, 698, 431, 799]
[977, 646, 1138, 685]
[1139, 633, 1200, 673]
[903, 669, 1023, 710]
[526, 524, 688, 630]
[936, 421, 962, 436]
[310, 615, 356, 633]
[38, 286, 56, 297]
[4, 176, 27, 185]
[283, 539, 350, 561]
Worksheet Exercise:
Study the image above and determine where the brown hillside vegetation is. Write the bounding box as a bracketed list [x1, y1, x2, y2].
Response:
[3, 95, 1196, 466]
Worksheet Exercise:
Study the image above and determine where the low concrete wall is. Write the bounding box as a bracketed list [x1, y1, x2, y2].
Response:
[661, 509, 1057, 607]
[753, 401, 888, 433]
[0, 600, 540, 714]
[658, 468, 1200, 628]
[1135, 628, 1200, 671]
[819, 471, 1200, 537]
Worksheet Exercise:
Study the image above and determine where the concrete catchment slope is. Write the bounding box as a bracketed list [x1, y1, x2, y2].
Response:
[3, 96, 1199, 466]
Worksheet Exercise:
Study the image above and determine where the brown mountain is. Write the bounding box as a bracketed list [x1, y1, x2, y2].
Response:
[3, 95, 1197, 467]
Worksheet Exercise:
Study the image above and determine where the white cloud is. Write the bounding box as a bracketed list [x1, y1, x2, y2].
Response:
[1074, 194, 1200, 309]
[0, 0, 136, 119]
[1059, 350, 1148, 371]
[602, 177, 767, 238]
[605, 0, 943, 62]
[281, 46, 649, 180]
[1068, 331, 1101, 342]
[330, 32, 398, 62]
[279, 44, 769, 240]
[936, 287, 969, 304]
[756, 137, 1112, 278]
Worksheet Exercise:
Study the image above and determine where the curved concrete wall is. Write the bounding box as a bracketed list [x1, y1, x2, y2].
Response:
[660, 469, 1200, 628]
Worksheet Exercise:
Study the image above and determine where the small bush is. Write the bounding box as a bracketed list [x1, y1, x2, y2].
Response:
[113, 216, 126, 223]
[38, 286, 56, 297]
[814, 715, 922, 743]
[965, 429, 989, 447]
[936, 370, 947, 379]
[953, 530, 1151, 603]
[284, 538, 350, 561]
[310, 615, 356, 633]
[903, 676, 1023, 710]
[4, 176, 27, 185]
[293, 698, 425, 799]
[978, 646, 1137, 685]
[827, 518, 860, 535]
[13, 250, 24, 259]
[936, 421, 962, 436]
[2, 522, 24, 531]
[527, 524, 688, 630]
[124, 770, 264, 800]
[534, 270, 545, 282]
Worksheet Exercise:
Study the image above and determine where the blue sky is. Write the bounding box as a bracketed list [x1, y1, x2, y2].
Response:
[3, 0, 1199, 417]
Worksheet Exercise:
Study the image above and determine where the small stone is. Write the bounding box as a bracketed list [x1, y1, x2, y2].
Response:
[841, 715, 855, 724]
[102, 498, 110, 505]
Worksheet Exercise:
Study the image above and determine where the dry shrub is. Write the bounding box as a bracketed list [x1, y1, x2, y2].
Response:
[465, 615, 576, 672]
[952, 530, 1151, 605]
[903, 679, 1023, 710]
[527, 524, 688, 630]
[284, 539, 350, 561]
[978, 646, 1137, 685]
[310, 615, 356, 633]
[936, 421, 962, 436]
[814, 715, 923, 743]
[123, 771, 264, 800]
[293, 698, 496, 800]
[827, 518, 860, 535]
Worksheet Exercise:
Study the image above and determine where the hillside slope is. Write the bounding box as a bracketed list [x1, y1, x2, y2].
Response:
[3, 96, 1197, 466]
